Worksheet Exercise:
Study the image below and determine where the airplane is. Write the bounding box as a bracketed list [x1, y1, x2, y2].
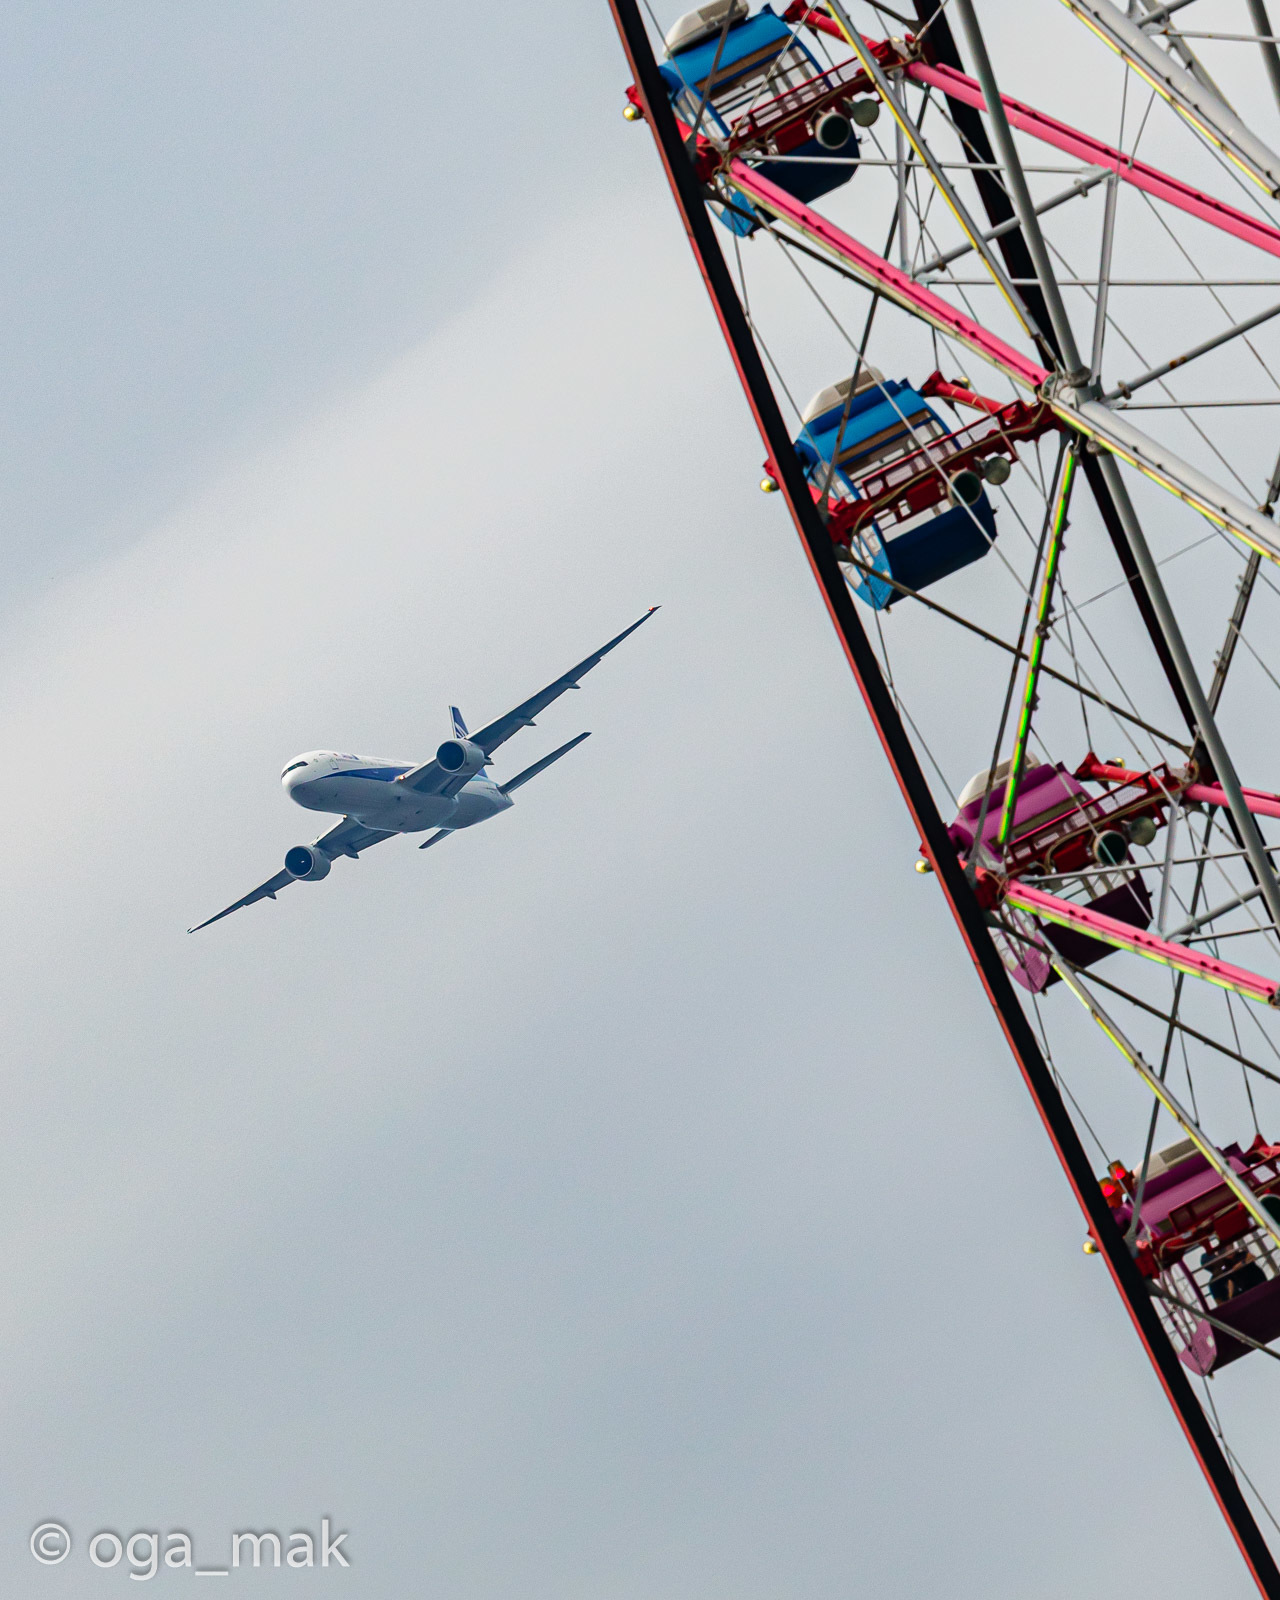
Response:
[190, 608, 658, 931]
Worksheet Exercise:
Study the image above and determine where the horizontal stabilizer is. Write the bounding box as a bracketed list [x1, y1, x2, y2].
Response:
[500, 731, 591, 796]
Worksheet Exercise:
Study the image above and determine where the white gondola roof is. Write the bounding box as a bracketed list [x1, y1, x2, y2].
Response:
[800, 367, 886, 425]
[664, 0, 749, 55]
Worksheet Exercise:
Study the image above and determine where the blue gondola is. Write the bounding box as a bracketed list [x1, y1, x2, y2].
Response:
[659, 1, 860, 234]
[792, 370, 999, 609]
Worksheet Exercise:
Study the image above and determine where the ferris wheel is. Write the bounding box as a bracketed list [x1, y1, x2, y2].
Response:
[609, 0, 1280, 1589]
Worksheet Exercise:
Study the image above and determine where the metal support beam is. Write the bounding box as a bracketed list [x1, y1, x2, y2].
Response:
[1133, 0, 1232, 103]
[1105, 298, 1280, 400]
[1061, 395, 1280, 564]
[1167, 883, 1265, 940]
[1247, 0, 1280, 115]
[915, 167, 1109, 279]
[953, 0, 1087, 381]
[1090, 173, 1119, 385]
[1209, 551, 1263, 710]
[909, 0, 1200, 738]
[1137, 0, 1203, 28]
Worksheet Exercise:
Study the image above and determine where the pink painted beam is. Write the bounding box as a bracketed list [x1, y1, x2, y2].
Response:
[725, 158, 1051, 390]
[1081, 757, 1280, 823]
[1004, 881, 1280, 1005]
[909, 60, 1280, 263]
[1185, 783, 1280, 820]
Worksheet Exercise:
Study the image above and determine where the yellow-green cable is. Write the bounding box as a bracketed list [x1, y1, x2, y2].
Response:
[997, 442, 1078, 846]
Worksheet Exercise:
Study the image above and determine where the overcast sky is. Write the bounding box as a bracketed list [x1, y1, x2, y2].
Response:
[2, 2, 1278, 1595]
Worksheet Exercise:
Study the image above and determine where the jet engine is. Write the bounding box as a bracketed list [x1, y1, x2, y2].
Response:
[284, 844, 332, 881]
[436, 737, 486, 777]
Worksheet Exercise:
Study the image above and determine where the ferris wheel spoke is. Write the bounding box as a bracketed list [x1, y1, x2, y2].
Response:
[1089, 171, 1119, 383]
[1102, 299, 1280, 403]
[1137, 1, 1203, 30]
[1046, 957, 1280, 1243]
[1061, 399, 1280, 562]
[994, 441, 1077, 844]
[1069, 965, 1280, 1088]
[829, 0, 1050, 347]
[1210, 551, 1265, 711]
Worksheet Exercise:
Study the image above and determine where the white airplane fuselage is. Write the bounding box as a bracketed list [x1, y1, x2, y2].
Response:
[282, 751, 512, 834]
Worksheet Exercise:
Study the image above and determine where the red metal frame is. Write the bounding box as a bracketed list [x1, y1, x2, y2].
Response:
[1080, 754, 1280, 825]
[999, 768, 1169, 880]
[608, 0, 1280, 1589]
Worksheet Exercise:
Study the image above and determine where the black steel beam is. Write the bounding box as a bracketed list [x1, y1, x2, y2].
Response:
[607, 0, 1280, 1590]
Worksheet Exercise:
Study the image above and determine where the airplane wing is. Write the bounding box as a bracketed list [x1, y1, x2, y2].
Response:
[399, 608, 657, 795]
[468, 609, 657, 756]
[189, 817, 396, 932]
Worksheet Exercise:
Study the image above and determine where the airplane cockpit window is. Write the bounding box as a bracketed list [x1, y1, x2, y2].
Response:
[281, 760, 308, 778]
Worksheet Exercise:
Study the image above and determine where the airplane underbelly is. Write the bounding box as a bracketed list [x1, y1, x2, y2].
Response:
[449, 788, 509, 828]
[294, 777, 455, 831]
[348, 783, 456, 831]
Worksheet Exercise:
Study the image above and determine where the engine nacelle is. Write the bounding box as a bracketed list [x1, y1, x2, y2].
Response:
[436, 737, 486, 777]
[284, 844, 331, 882]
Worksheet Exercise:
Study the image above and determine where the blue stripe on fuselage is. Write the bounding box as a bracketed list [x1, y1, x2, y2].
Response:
[332, 765, 412, 781]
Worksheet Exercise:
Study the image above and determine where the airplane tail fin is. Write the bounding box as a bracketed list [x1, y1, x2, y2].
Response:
[500, 732, 591, 796]
[449, 706, 469, 738]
